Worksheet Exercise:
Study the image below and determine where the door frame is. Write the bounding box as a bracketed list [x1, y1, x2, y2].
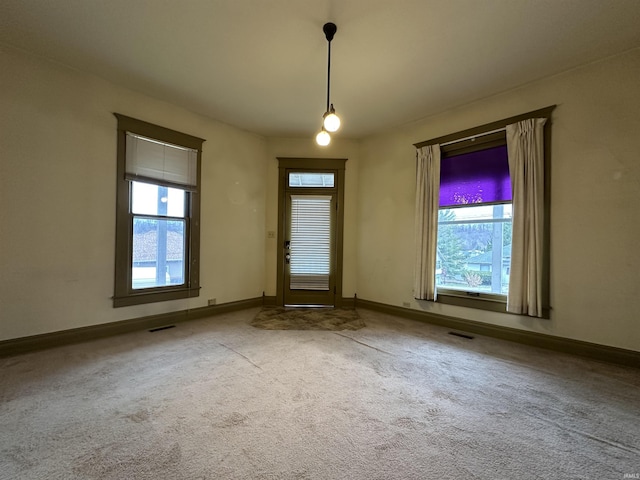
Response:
[276, 157, 346, 307]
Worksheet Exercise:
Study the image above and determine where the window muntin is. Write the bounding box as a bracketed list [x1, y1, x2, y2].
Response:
[437, 204, 512, 296]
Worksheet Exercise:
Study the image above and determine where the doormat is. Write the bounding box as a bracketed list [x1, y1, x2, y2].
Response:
[251, 307, 365, 331]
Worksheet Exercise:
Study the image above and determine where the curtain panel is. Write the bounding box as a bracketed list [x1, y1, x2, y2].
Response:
[506, 118, 547, 317]
[414, 144, 441, 301]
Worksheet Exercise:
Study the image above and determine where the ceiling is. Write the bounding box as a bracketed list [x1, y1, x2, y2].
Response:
[2, 0, 640, 139]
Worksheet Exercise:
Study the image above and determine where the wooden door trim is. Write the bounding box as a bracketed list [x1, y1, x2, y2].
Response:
[276, 158, 347, 307]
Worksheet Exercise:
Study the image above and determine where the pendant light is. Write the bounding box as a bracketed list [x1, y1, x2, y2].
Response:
[316, 22, 341, 145]
[316, 128, 331, 146]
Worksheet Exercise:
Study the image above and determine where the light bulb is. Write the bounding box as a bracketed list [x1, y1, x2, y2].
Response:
[316, 129, 331, 146]
[323, 112, 341, 132]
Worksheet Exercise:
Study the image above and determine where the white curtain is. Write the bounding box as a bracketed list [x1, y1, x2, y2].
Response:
[414, 144, 441, 301]
[506, 118, 547, 317]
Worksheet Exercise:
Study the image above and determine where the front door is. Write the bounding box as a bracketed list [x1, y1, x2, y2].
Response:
[277, 158, 346, 307]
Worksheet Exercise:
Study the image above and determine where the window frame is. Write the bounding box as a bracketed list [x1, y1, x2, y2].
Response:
[414, 105, 554, 315]
[113, 114, 205, 307]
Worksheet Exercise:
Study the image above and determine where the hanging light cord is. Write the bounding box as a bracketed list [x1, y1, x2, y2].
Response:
[316, 22, 338, 145]
[326, 38, 332, 112]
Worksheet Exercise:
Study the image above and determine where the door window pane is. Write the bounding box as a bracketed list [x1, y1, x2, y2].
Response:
[289, 195, 331, 290]
[132, 217, 185, 289]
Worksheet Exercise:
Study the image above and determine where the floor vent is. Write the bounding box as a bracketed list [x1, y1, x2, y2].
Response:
[149, 325, 176, 333]
[448, 331, 474, 340]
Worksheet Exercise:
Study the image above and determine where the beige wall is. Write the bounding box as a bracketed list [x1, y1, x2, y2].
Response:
[264, 138, 360, 300]
[357, 48, 640, 351]
[0, 45, 267, 341]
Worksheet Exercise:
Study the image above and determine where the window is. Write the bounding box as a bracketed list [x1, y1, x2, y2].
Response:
[131, 181, 186, 290]
[113, 114, 205, 307]
[436, 141, 512, 300]
[414, 106, 554, 317]
[288, 172, 335, 188]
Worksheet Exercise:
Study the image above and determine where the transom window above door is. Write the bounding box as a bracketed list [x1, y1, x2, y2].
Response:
[288, 172, 335, 188]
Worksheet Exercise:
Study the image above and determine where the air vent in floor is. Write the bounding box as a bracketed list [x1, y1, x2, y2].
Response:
[149, 325, 176, 333]
[448, 331, 474, 340]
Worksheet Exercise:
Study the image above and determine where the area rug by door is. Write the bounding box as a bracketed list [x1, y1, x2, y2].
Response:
[251, 306, 365, 331]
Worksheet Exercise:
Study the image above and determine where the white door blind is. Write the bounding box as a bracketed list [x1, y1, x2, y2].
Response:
[289, 195, 331, 291]
[126, 133, 198, 189]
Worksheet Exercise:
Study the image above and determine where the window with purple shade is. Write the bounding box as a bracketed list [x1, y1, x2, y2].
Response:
[436, 143, 513, 296]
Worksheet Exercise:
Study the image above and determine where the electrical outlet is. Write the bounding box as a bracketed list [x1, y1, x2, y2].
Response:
[402, 302, 411, 308]
[267, 231, 276, 238]
[208, 298, 217, 306]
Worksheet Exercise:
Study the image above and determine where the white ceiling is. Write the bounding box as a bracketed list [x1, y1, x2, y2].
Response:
[2, 0, 640, 138]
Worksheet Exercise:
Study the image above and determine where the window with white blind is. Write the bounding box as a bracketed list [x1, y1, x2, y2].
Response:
[289, 195, 332, 290]
[113, 114, 205, 307]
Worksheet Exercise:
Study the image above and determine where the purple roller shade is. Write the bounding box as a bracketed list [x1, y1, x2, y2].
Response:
[439, 145, 511, 207]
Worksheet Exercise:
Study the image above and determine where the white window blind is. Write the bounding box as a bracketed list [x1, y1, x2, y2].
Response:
[289, 195, 331, 291]
[125, 133, 198, 189]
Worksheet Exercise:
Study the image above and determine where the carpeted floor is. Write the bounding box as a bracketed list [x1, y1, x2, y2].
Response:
[251, 306, 365, 331]
[1, 308, 639, 479]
